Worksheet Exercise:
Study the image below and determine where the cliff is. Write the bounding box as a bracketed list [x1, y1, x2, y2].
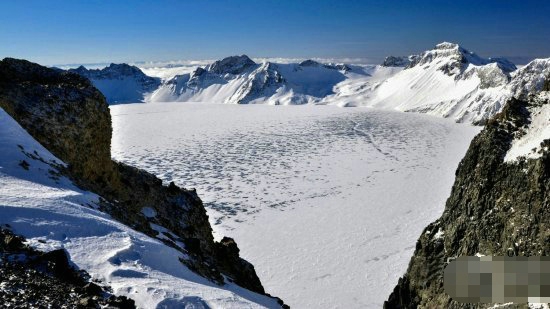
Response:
[0, 58, 284, 305]
[384, 77, 550, 307]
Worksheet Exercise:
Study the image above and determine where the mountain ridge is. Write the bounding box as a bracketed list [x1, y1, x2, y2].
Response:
[64, 42, 536, 125]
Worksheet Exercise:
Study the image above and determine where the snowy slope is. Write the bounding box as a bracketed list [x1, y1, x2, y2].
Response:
[149, 56, 367, 105]
[363, 42, 517, 123]
[0, 107, 280, 309]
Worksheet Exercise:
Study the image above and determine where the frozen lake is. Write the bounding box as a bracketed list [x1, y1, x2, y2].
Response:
[111, 103, 479, 308]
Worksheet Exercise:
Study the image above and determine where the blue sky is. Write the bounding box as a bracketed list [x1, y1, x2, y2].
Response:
[1, 0, 549, 65]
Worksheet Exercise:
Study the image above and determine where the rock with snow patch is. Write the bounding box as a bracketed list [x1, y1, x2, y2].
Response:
[385, 73, 550, 308]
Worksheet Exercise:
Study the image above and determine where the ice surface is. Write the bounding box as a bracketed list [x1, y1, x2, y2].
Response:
[111, 102, 480, 308]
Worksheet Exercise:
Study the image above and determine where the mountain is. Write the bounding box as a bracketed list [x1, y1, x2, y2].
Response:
[67, 42, 522, 125]
[0, 58, 285, 308]
[381, 55, 417, 67]
[69, 63, 161, 104]
[384, 59, 550, 308]
[149, 55, 358, 104]
[363, 42, 518, 124]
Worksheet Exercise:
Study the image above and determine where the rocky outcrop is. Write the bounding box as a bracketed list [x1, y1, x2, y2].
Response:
[0, 58, 283, 303]
[206, 55, 257, 75]
[228, 62, 285, 104]
[384, 84, 550, 306]
[0, 58, 114, 185]
[382, 56, 412, 67]
[0, 226, 135, 308]
[299, 59, 351, 72]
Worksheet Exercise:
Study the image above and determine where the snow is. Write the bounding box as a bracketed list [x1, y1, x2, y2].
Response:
[111, 102, 480, 308]
[91, 77, 156, 104]
[504, 96, 550, 161]
[141, 207, 157, 218]
[0, 107, 280, 309]
[359, 44, 515, 124]
[74, 45, 531, 124]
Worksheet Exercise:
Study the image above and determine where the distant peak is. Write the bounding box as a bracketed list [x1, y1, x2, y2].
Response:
[207, 55, 256, 75]
[299, 60, 320, 67]
[406, 42, 516, 75]
[381, 56, 410, 67]
[435, 42, 461, 50]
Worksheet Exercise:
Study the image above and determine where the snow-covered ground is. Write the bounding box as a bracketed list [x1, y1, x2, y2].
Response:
[111, 102, 480, 308]
[0, 107, 281, 308]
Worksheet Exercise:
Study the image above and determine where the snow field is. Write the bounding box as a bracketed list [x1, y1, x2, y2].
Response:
[111, 102, 480, 308]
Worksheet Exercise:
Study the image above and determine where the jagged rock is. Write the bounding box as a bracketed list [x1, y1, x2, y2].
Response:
[0, 57, 115, 185]
[384, 89, 550, 307]
[215, 237, 265, 293]
[229, 62, 285, 104]
[299, 60, 351, 72]
[0, 227, 136, 308]
[206, 55, 256, 75]
[382, 56, 411, 67]
[0, 58, 282, 301]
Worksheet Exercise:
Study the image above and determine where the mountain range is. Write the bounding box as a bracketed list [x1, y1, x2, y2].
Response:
[68, 42, 550, 125]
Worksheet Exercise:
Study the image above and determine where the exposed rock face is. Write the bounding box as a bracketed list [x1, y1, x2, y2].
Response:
[384, 88, 550, 306]
[228, 62, 285, 104]
[382, 56, 411, 67]
[0, 226, 135, 308]
[0, 58, 280, 301]
[299, 59, 351, 72]
[0, 58, 114, 185]
[206, 55, 257, 75]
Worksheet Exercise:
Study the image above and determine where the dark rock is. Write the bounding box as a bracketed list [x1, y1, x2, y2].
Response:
[299, 59, 320, 67]
[19, 159, 30, 170]
[381, 56, 410, 67]
[0, 57, 115, 186]
[84, 282, 104, 295]
[0, 228, 135, 308]
[384, 94, 550, 307]
[214, 237, 265, 294]
[207, 55, 256, 75]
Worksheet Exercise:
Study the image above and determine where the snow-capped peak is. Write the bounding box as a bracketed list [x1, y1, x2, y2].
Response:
[407, 42, 516, 76]
[508, 58, 550, 99]
[206, 55, 257, 75]
[69, 63, 160, 103]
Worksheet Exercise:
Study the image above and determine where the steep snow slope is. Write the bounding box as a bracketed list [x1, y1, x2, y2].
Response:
[70, 64, 161, 104]
[111, 102, 480, 308]
[364, 42, 517, 124]
[0, 107, 280, 309]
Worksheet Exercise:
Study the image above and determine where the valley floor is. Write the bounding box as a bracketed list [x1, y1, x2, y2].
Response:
[110, 102, 480, 308]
